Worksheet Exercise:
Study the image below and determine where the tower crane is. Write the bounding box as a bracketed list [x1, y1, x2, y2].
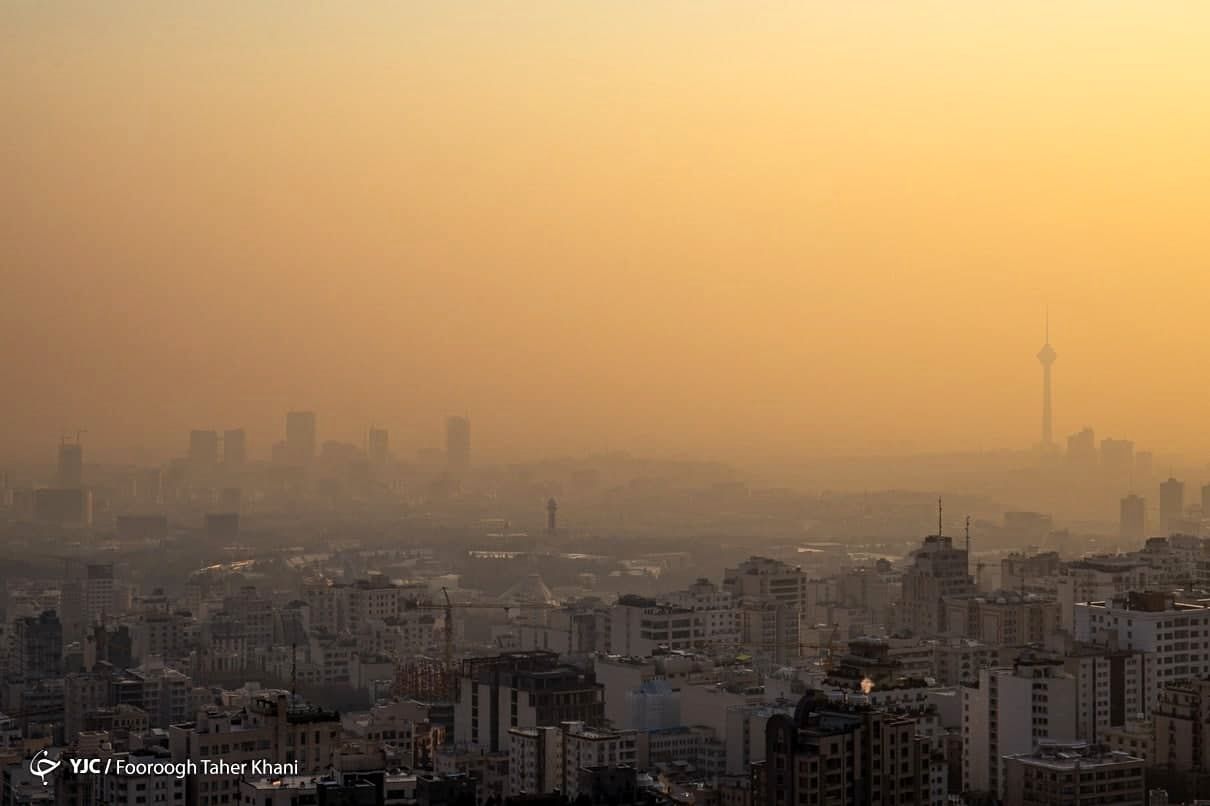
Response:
[402, 588, 559, 698]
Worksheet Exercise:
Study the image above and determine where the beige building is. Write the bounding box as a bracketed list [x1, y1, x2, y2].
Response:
[169, 691, 340, 806]
[963, 654, 1080, 799]
[1102, 719, 1154, 765]
[1154, 677, 1210, 770]
[899, 535, 974, 637]
[944, 591, 1060, 647]
[723, 557, 810, 665]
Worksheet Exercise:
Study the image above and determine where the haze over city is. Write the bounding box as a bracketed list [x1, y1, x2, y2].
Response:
[7, 6, 1210, 806]
[6, 2, 1210, 466]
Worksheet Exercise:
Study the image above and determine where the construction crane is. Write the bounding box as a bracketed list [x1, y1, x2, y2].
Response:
[400, 588, 559, 699]
[794, 622, 841, 672]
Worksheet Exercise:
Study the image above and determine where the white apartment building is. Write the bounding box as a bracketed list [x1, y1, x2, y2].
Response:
[609, 596, 698, 655]
[507, 721, 637, 800]
[962, 655, 1079, 799]
[1074, 590, 1210, 712]
[508, 725, 563, 797]
[1057, 559, 1156, 631]
[661, 579, 739, 648]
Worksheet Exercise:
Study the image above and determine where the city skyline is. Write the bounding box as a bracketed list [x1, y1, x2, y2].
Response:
[6, 3, 1210, 465]
[7, 5, 1210, 802]
[0, 322, 1173, 472]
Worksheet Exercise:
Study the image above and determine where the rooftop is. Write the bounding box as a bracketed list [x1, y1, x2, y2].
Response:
[1008, 741, 1144, 771]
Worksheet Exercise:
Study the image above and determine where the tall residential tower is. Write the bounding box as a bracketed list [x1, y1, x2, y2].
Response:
[446, 415, 470, 471]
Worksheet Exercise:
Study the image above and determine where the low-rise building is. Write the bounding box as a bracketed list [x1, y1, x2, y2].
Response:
[1003, 741, 1145, 806]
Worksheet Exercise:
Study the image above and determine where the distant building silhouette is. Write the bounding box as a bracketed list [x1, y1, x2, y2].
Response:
[189, 430, 219, 468]
[1066, 427, 1096, 468]
[1120, 494, 1145, 541]
[285, 411, 317, 465]
[367, 427, 389, 464]
[1160, 477, 1185, 534]
[34, 488, 92, 527]
[546, 497, 558, 533]
[57, 439, 83, 489]
[223, 428, 246, 466]
[446, 415, 470, 471]
[1037, 316, 1057, 450]
[1100, 438, 1134, 479]
[1136, 450, 1154, 482]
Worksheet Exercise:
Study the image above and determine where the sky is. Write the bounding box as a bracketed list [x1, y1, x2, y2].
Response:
[3, 2, 1210, 466]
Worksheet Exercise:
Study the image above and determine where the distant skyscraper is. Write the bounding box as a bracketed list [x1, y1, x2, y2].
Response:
[1120, 494, 1145, 541]
[367, 427, 389, 464]
[546, 497, 558, 533]
[1160, 477, 1185, 534]
[446, 415, 470, 471]
[1100, 438, 1134, 478]
[223, 429, 247, 466]
[1202, 484, 1210, 518]
[1066, 427, 1096, 468]
[57, 440, 83, 489]
[189, 430, 219, 468]
[1037, 314, 1057, 450]
[1135, 451, 1154, 482]
[285, 411, 317, 465]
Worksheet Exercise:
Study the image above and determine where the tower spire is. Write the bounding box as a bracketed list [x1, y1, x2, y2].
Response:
[1037, 309, 1058, 450]
[937, 497, 943, 537]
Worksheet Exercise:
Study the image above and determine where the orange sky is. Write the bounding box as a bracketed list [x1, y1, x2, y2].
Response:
[3, 2, 1210, 464]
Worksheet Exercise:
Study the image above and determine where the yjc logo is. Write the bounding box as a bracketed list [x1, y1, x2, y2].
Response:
[30, 749, 60, 786]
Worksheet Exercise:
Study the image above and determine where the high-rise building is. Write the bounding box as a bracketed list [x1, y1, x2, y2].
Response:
[1037, 318, 1057, 450]
[759, 690, 934, 806]
[1120, 494, 1146, 541]
[60, 562, 116, 644]
[169, 692, 340, 806]
[1154, 677, 1210, 771]
[962, 654, 1079, 799]
[1074, 591, 1210, 713]
[898, 534, 974, 637]
[1202, 484, 1210, 519]
[1066, 427, 1096, 468]
[454, 652, 604, 753]
[1159, 477, 1185, 534]
[1052, 637, 1149, 743]
[15, 610, 64, 679]
[1135, 451, 1154, 482]
[367, 427, 389, 464]
[507, 721, 637, 801]
[57, 440, 84, 489]
[285, 411, 317, 465]
[723, 556, 810, 664]
[189, 430, 219, 468]
[446, 415, 471, 471]
[1101, 438, 1135, 479]
[223, 428, 247, 466]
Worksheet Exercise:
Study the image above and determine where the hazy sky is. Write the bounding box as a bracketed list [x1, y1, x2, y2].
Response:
[4, 2, 1210, 465]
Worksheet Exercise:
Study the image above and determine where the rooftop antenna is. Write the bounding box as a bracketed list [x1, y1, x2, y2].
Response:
[965, 515, 971, 572]
[937, 497, 943, 537]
